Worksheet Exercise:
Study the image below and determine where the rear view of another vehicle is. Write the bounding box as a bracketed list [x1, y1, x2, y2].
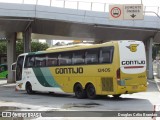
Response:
[0, 64, 8, 79]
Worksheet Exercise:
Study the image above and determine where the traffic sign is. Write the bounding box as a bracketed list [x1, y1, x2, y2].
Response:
[124, 4, 143, 20]
[109, 4, 144, 20]
[109, 5, 123, 20]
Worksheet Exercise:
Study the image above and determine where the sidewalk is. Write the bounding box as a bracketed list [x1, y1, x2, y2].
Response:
[153, 76, 160, 92]
[0, 79, 15, 87]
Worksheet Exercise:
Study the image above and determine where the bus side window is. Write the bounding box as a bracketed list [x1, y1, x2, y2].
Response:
[100, 47, 114, 63]
[85, 49, 99, 64]
[35, 54, 46, 67]
[47, 53, 58, 66]
[24, 56, 35, 68]
[72, 50, 85, 65]
[58, 52, 72, 66]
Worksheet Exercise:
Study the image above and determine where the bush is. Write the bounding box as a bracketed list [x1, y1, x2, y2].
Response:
[0, 41, 49, 55]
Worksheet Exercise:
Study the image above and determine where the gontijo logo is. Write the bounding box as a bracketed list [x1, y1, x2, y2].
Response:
[126, 44, 139, 52]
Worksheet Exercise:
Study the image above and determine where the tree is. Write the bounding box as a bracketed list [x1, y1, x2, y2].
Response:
[0, 41, 49, 55]
[16, 42, 23, 55]
[31, 42, 49, 52]
[0, 42, 7, 54]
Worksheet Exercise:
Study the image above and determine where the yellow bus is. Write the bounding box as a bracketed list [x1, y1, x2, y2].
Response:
[12, 40, 147, 99]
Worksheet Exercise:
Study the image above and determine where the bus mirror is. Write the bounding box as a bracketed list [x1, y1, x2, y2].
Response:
[11, 63, 16, 71]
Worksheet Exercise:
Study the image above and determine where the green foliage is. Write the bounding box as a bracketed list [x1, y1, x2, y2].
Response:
[0, 41, 49, 55]
[0, 42, 7, 54]
[31, 42, 49, 52]
[16, 42, 23, 54]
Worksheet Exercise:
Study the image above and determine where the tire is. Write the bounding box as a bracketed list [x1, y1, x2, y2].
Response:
[26, 82, 34, 94]
[74, 83, 86, 99]
[86, 84, 96, 99]
[113, 94, 121, 99]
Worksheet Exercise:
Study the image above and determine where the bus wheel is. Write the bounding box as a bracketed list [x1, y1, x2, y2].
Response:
[26, 82, 34, 94]
[113, 94, 121, 99]
[74, 83, 86, 99]
[86, 84, 96, 99]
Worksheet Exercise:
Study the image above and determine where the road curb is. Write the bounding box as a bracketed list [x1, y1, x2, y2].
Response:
[152, 77, 160, 92]
[155, 81, 160, 92]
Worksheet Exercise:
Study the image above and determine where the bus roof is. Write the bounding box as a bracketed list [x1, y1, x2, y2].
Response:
[18, 40, 142, 56]
[46, 41, 116, 53]
[46, 43, 93, 51]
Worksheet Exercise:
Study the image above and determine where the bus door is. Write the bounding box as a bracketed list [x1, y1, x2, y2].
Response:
[16, 56, 25, 81]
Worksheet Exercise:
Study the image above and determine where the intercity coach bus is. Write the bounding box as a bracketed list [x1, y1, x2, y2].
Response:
[12, 40, 147, 99]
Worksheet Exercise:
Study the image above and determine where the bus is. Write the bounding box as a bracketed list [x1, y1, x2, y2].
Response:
[0, 64, 8, 79]
[12, 40, 147, 99]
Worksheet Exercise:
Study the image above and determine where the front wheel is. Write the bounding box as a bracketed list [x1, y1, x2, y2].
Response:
[86, 84, 96, 99]
[26, 83, 34, 94]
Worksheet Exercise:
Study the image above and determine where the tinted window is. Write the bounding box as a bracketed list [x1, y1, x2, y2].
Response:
[24, 55, 35, 68]
[59, 52, 72, 65]
[47, 53, 58, 66]
[100, 46, 114, 63]
[85, 49, 99, 64]
[72, 50, 85, 65]
[35, 54, 46, 67]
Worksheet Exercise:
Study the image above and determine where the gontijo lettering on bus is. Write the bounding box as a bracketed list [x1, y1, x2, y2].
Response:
[55, 67, 83, 74]
[121, 60, 145, 65]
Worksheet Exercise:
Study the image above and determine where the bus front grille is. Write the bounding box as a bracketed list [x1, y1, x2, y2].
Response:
[101, 77, 113, 91]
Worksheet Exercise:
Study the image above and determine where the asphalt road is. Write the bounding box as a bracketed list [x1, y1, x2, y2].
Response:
[0, 80, 159, 120]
